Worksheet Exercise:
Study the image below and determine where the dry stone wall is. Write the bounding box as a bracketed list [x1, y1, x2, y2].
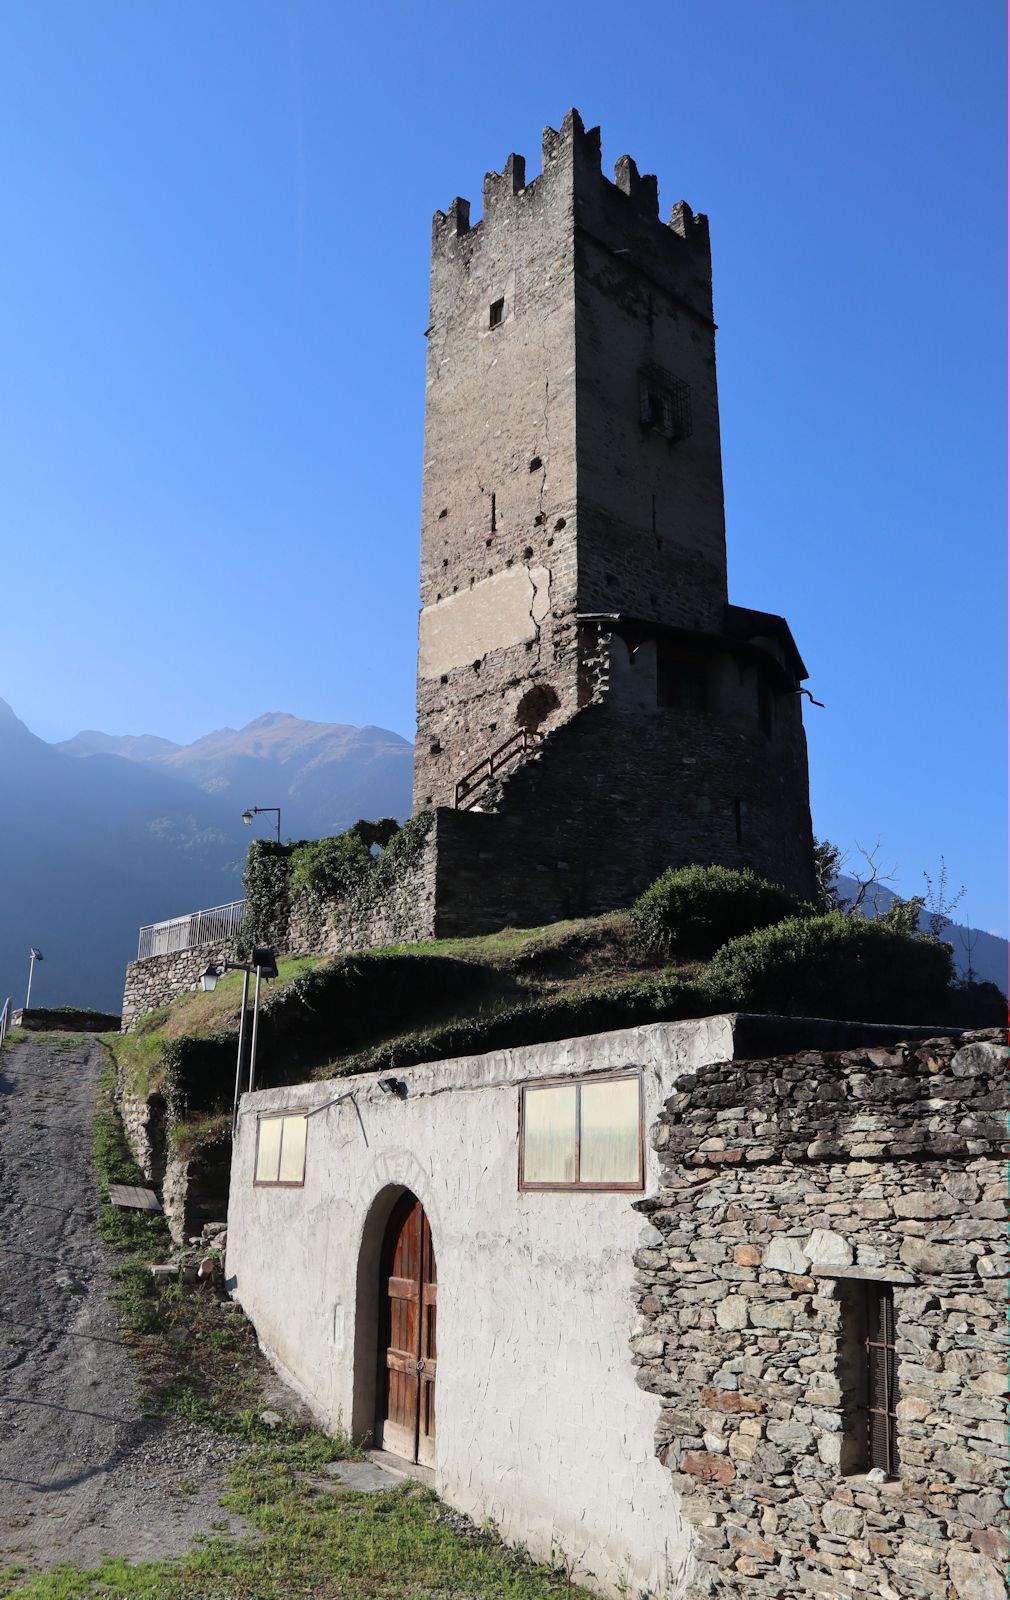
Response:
[631, 1030, 1005, 1600]
[121, 939, 234, 1032]
[254, 828, 440, 959]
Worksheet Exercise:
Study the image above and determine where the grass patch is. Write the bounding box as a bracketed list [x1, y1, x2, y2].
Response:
[0, 1453, 593, 1600]
[106, 957, 322, 1097]
[170, 1109, 232, 1158]
[320, 968, 709, 1078]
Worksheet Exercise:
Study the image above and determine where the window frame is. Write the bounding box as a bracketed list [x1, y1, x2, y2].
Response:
[836, 1276, 901, 1479]
[638, 364, 692, 443]
[518, 1069, 644, 1193]
[657, 643, 710, 713]
[253, 1108, 309, 1189]
[864, 1282, 899, 1477]
[489, 297, 505, 329]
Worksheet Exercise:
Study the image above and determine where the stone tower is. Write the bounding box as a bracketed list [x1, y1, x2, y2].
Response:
[413, 110, 816, 929]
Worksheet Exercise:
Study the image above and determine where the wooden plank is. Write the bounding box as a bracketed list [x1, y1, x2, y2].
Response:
[108, 1184, 162, 1212]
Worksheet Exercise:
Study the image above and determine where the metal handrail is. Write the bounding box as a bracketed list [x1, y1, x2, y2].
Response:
[454, 728, 543, 810]
[0, 998, 10, 1050]
[137, 899, 247, 961]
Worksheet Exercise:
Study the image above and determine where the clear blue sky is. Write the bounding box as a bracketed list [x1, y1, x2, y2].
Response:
[0, 2, 1004, 931]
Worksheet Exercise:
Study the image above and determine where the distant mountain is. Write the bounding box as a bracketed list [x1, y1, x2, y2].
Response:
[837, 874, 1007, 996]
[0, 702, 413, 1013]
[56, 711, 413, 842]
[56, 729, 182, 762]
[157, 713, 414, 840]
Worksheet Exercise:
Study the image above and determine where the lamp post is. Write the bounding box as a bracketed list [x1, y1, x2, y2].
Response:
[25, 948, 43, 1010]
[242, 806, 281, 843]
[199, 945, 278, 1132]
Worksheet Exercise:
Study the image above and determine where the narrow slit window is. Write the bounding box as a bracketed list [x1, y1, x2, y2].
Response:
[489, 297, 505, 328]
[520, 1072, 643, 1191]
[254, 1112, 308, 1187]
[865, 1284, 899, 1476]
[838, 1281, 900, 1477]
[757, 677, 773, 735]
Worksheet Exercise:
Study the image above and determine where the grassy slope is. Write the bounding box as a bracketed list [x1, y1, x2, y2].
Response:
[101, 914, 711, 1162]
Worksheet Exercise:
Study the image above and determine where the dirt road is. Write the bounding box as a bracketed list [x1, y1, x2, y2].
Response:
[0, 1035, 250, 1573]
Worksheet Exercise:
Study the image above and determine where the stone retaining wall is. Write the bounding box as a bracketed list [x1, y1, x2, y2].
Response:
[631, 1029, 1005, 1600]
[121, 940, 233, 1032]
[119, 1090, 169, 1189]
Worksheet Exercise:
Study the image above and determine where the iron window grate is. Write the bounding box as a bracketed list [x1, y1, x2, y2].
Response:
[865, 1283, 899, 1476]
[639, 364, 692, 442]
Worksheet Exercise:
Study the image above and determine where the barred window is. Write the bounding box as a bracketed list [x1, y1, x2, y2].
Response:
[639, 365, 692, 442]
[865, 1284, 899, 1475]
[839, 1280, 899, 1476]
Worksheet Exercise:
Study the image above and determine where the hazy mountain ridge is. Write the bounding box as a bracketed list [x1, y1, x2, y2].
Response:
[1, 702, 413, 1011]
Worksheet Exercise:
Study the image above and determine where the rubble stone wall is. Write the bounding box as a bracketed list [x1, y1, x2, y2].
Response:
[121, 940, 235, 1032]
[631, 1030, 1005, 1600]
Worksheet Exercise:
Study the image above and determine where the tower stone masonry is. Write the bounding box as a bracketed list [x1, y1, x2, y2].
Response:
[414, 109, 816, 931]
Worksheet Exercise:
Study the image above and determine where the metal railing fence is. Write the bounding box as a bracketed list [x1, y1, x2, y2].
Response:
[454, 727, 544, 810]
[137, 899, 247, 961]
[0, 998, 10, 1050]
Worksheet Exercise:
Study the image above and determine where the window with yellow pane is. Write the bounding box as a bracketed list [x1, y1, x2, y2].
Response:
[519, 1072, 643, 1191]
[254, 1111, 308, 1187]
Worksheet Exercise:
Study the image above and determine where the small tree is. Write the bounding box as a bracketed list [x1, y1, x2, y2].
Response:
[847, 839, 897, 916]
[813, 838, 841, 911]
[878, 894, 926, 937]
[922, 856, 965, 941]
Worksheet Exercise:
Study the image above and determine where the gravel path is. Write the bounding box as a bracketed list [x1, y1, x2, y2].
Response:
[0, 1035, 252, 1573]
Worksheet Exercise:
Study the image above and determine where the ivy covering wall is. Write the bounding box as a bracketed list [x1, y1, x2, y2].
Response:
[240, 812, 436, 959]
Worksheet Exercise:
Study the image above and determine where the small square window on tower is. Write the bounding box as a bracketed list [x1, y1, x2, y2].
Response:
[639, 364, 692, 442]
[489, 297, 505, 328]
[657, 642, 708, 712]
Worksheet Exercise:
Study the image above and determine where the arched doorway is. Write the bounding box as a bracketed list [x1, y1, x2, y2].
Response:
[376, 1190, 437, 1467]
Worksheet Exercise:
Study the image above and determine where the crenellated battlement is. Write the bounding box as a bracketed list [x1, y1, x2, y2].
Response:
[431, 108, 709, 265]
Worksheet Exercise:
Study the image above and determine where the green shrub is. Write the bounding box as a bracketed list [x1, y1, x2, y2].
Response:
[944, 980, 1006, 1027]
[241, 813, 433, 952]
[630, 864, 803, 957]
[702, 913, 955, 1023]
[290, 832, 372, 900]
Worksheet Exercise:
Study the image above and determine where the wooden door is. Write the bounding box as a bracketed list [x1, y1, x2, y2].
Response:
[378, 1191, 437, 1467]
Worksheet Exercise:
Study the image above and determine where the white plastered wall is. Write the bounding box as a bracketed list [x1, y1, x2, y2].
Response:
[227, 1015, 740, 1600]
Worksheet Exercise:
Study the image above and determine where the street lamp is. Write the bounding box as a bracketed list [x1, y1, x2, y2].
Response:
[199, 945, 278, 1132]
[242, 805, 281, 843]
[25, 948, 43, 1009]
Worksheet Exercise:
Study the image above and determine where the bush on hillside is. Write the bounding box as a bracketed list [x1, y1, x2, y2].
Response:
[630, 864, 803, 957]
[701, 913, 955, 1023]
[944, 980, 1007, 1027]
